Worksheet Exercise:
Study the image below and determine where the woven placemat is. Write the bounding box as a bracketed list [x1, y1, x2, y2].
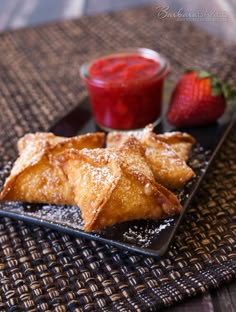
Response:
[0, 5, 235, 311]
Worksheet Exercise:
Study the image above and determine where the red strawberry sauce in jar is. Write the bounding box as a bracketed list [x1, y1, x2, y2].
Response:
[80, 48, 170, 131]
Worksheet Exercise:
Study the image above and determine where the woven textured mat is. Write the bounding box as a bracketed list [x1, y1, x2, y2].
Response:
[0, 5, 235, 311]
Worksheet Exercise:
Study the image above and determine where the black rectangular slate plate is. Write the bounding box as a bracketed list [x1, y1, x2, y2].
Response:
[0, 97, 235, 257]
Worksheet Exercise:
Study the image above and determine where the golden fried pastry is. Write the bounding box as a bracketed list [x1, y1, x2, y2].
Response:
[107, 125, 195, 189]
[57, 137, 183, 231]
[0, 132, 105, 203]
[155, 131, 195, 161]
[17, 131, 105, 155]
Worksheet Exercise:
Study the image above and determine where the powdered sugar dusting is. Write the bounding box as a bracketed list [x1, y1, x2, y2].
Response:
[122, 218, 174, 247]
[0, 138, 212, 251]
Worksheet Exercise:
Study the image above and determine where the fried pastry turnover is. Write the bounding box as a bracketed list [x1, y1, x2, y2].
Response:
[0, 132, 105, 204]
[155, 131, 196, 161]
[57, 137, 183, 231]
[107, 125, 195, 189]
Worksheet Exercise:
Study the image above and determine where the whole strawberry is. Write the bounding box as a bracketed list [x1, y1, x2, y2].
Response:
[167, 71, 234, 127]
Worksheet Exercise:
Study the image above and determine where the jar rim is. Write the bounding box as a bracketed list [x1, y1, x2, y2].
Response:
[80, 48, 170, 87]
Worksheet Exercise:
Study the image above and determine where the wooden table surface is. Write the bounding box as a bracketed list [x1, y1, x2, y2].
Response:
[0, 0, 235, 311]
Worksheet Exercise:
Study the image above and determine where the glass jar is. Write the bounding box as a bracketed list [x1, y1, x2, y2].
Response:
[80, 48, 170, 131]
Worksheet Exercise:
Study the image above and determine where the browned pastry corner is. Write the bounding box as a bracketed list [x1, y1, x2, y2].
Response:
[155, 131, 196, 161]
[57, 137, 183, 232]
[107, 125, 195, 189]
[0, 132, 105, 203]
